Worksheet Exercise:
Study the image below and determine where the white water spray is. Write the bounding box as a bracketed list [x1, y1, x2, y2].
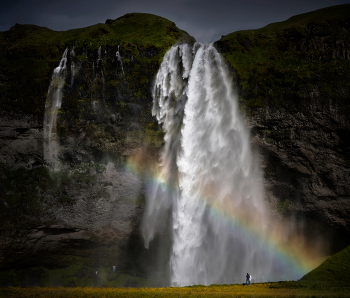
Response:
[143, 43, 299, 286]
[43, 48, 68, 170]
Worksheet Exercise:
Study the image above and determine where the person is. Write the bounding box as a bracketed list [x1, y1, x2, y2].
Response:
[246, 273, 250, 285]
[112, 265, 116, 273]
[249, 274, 252, 285]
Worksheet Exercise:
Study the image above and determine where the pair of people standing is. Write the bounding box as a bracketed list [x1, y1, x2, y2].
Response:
[246, 273, 252, 285]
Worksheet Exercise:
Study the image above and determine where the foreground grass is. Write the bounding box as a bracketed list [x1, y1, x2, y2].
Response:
[1, 283, 350, 298]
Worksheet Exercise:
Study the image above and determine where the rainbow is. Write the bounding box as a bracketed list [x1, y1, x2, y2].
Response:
[125, 151, 321, 280]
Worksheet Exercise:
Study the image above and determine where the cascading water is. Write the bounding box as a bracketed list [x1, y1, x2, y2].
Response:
[43, 48, 68, 170]
[142, 44, 193, 248]
[143, 43, 305, 286]
[70, 46, 77, 86]
[116, 46, 125, 76]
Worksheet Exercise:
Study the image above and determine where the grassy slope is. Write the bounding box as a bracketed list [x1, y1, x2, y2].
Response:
[216, 4, 350, 113]
[299, 245, 350, 286]
[0, 13, 194, 118]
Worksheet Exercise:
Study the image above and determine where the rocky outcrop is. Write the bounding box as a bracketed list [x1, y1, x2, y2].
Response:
[249, 98, 350, 253]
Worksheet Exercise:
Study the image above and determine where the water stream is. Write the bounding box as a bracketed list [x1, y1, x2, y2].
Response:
[43, 48, 68, 170]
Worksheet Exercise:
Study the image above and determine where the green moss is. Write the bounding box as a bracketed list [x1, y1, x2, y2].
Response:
[77, 54, 88, 61]
[144, 129, 164, 148]
[140, 76, 149, 85]
[276, 199, 292, 214]
[95, 163, 105, 173]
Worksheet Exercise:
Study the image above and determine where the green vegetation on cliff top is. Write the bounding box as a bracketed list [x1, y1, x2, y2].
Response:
[224, 4, 350, 37]
[217, 4, 350, 114]
[0, 13, 194, 119]
[0, 13, 193, 52]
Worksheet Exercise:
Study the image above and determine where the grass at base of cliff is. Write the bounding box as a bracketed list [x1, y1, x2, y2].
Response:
[1, 282, 350, 297]
[0, 265, 159, 288]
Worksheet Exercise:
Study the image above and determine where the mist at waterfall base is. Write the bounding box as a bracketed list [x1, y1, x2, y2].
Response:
[140, 43, 322, 286]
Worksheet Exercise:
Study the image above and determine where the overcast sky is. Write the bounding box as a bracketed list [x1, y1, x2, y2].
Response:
[1, 0, 349, 41]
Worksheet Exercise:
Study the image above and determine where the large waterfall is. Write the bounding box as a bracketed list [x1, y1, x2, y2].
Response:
[143, 43, 305, 285]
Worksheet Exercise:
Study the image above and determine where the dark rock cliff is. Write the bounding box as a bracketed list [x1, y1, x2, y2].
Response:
[215, 4, 350, 253]
[0, 13, 194, 286]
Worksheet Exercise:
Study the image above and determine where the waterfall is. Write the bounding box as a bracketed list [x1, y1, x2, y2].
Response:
[43, 48, 68, 170]
[70, 46, 77, 86]
[142, 44, 193, 248]
[116, 46, 125, 76]
[143, 43, 301, 286]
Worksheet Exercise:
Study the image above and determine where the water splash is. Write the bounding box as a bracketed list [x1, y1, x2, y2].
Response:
[43, 48, 68, 170]
[143, 43, 310, 286]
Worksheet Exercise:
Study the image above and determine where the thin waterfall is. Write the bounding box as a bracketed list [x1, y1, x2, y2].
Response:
[116, 46, 125, 76]
[143, 43, 302, 286]
[43, 48, 68, 170]
[70, 46, 77, 86]
[98, 46, 102, 62]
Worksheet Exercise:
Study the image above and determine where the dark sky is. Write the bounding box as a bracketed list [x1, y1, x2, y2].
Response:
[1, 0, 349, 41]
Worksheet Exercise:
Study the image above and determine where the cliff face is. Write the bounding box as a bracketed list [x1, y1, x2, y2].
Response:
[0, 13, 194, 286]
[215, 4, 350, 252]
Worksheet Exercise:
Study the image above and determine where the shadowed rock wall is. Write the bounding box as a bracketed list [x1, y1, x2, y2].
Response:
[0, 14, 194, 286]
[216, 4, 350, 253]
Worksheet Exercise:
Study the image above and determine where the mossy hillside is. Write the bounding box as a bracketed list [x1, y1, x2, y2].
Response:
[215, 4, 350, 114]
[299, 245, 350, 286]
[0, 13, 194, 120]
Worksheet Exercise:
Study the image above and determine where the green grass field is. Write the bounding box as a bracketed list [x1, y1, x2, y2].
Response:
[1, 282, 349, 298]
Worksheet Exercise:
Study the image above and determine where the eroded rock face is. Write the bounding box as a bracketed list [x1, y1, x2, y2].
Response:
[248, 97, 350, 253]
